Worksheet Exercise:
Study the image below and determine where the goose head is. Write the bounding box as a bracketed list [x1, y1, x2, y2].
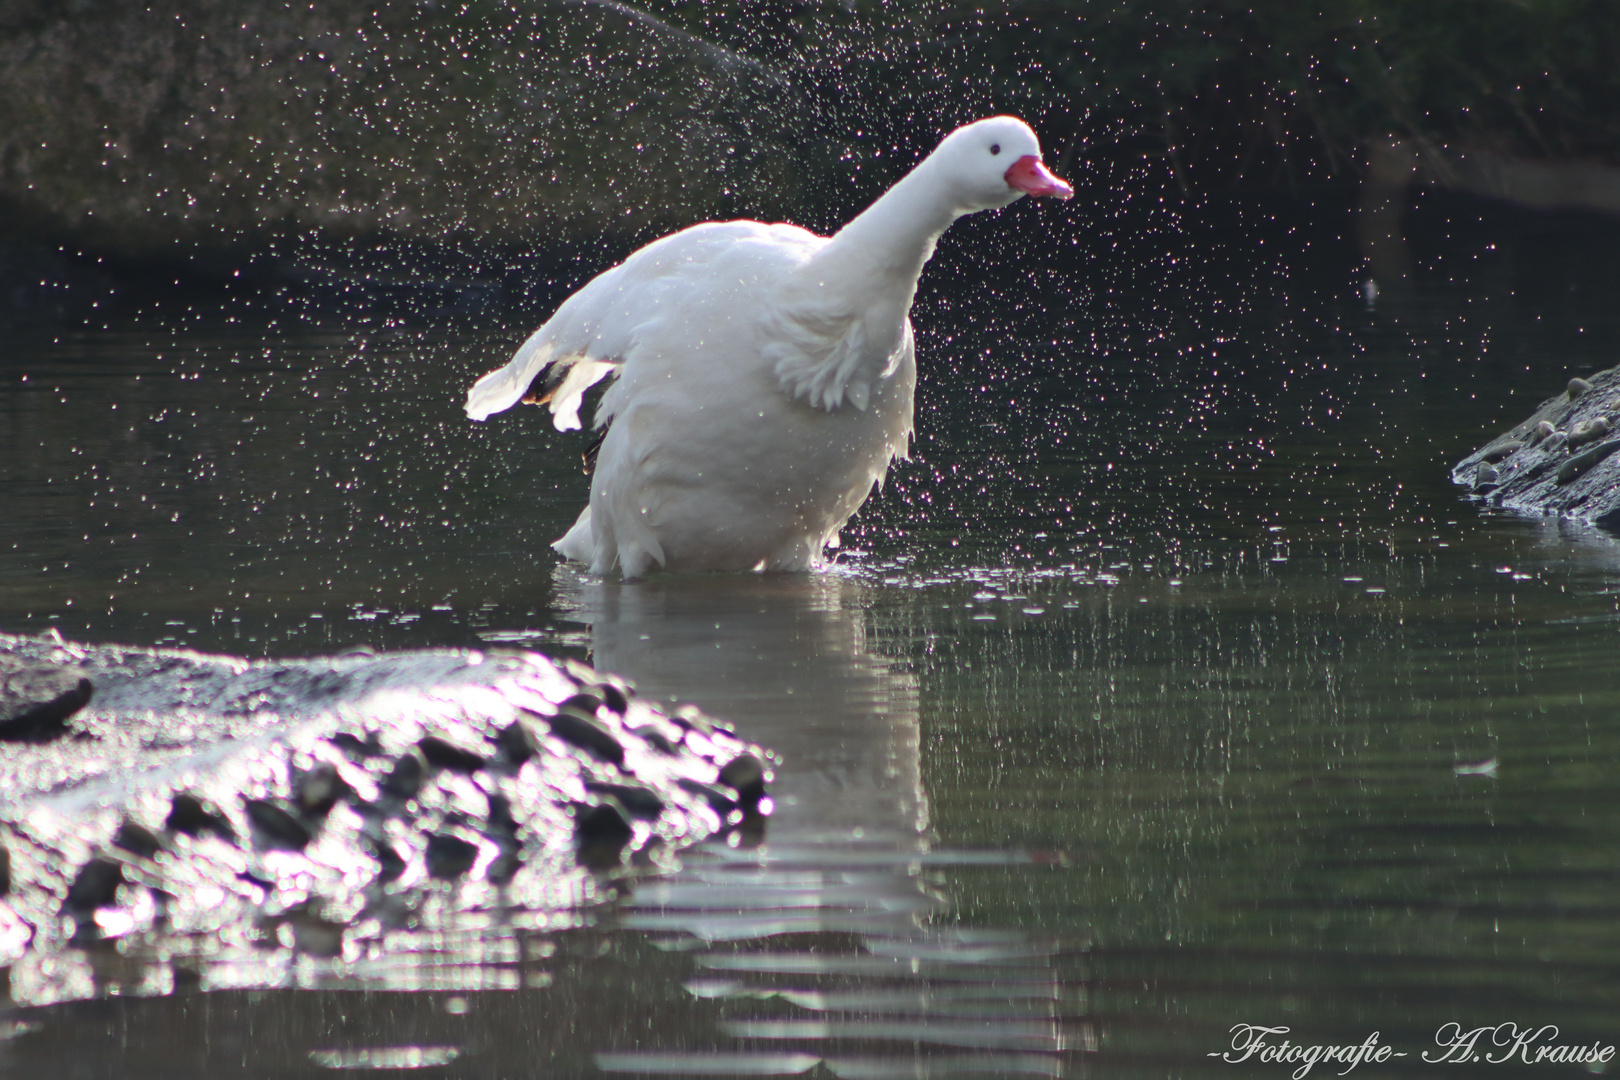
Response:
[928, 115, 1074, 214]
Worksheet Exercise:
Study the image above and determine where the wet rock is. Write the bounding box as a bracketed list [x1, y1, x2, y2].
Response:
[560, 691, 605, 716]
[373, 841, 407, 883]
[326, 732, 378, 758]
[244, 800, 313, 851]
[283, 904, 347, 958]
[718, 754, 770, 808]
[0, 660, 92, 742]
[1565, 416, 1612, 450]
[486, 793, 518, 835]
[596, 681, 631, 717]
[418, 735, 487, 773]
[1557, 439, 1620, 484]
[678, 778, 740, 816]
[545, 707, 627, 767]
[65, 857, 125, 913]
[575, 800, 634, 851]
[425, 832, 480, 880]
[112, 820, 165, 860]
[584, 781, 665, 820]
[496, 718, 542, 764]
[294, 762, 352, 817]
[0, 631, 772, 1002]
[1453, 366, 1620, 529]
[380, 748, 428, 799]
[165, 793, 235, 841]
[1480, 441, 1525, 463]
[631, 726, 682, 756]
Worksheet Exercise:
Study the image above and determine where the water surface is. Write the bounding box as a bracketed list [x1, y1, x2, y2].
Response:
[3, 195, 1620, 1076]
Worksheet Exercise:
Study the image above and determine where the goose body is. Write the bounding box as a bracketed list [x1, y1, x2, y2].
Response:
[465, 115, 1071, 578]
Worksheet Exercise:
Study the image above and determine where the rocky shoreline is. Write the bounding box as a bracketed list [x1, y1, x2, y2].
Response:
[1452, 367, 1620, 529]
[0, 633, 771, 1006]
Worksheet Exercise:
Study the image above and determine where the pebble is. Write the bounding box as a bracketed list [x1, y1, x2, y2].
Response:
[597, 681, 630, 716]
[65, 857, 125, 913]
[574, 800, 634, 851]
[584, 781, 665, 819]
[496, 717, 542, 763]
[418, 735, 487, 774]
[678, 777, 739, 815]
[1557, 439, 1620, 485]
[244, 799, 313, 851]
[113, 819, 166, 859]
[1565, 416, 1612, 450]
[165, 793, 236, 840]
[425, 832, 480, 879]
[546, 707, 626, 766]
[380, 748, 427, 798]
[1480, 441, 1525, 463]
[1530, 420, 1557, 443]
[718, 754, 769, 807]
[1568, 377, 1593, 400]
[294, 762, 351, 816]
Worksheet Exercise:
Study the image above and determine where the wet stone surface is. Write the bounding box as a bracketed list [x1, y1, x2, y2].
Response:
[1453, 366, 1620, 528]
[0, 632, 773, 1006]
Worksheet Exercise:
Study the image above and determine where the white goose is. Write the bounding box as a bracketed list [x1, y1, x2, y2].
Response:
[465, 115, 1072, 578]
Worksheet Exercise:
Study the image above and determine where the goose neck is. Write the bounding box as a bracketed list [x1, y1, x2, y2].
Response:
[809, 159, 960, 306]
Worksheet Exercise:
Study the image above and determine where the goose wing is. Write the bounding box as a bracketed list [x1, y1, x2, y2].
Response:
[464, 220, 821, 430]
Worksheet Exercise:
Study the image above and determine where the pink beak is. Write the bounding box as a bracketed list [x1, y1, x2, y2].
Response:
[1005, 155, 1074, 200]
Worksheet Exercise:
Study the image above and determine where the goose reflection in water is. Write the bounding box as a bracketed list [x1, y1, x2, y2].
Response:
[554, 570, 1085, 1078]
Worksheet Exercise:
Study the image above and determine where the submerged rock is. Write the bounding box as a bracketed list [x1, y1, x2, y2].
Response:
[0, 631, 774, 993]
[1453, 366, 1620, 528]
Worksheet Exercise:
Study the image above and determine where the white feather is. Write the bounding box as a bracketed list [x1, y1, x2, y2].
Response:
[464, 115, 1065, 578]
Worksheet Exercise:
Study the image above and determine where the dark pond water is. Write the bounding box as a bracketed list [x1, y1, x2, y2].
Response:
[4, 192, 1620, 1077]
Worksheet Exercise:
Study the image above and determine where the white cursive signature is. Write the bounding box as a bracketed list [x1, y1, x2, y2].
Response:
[1423, 1023, 1617, 1066]
[1208, 1025, 1399, 1078]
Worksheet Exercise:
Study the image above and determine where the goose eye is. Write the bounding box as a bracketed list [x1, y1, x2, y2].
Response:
[990, 143, 1001, 156]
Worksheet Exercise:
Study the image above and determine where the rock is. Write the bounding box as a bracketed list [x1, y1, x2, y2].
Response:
[678, 778, 741, 816]
[596, 681, 631, 717]
[1453, 366, 1620, 529]
[718, 753, 770, 808]
[165, 793, 235, 841]
[575, 800, 635, 851]
[418, 735, 488, 773]
[584, 782, 666, 820]
[245, 800, 313, 851]
[112, 819, 166, 859]
[0, 0, 801, 264]
[496, 718, 542, 764]
[1557, 439, 1620, 484]
[65, 857, 125, 913]
[380, 748, 427, 799]
[0, 631, 772, 1006]
[294, 762, 351, 817]
[0, 660, 92, 742]
[424, 832, 481, 880]
[1565, 416, 1612, 450]
[544, 707, 627, 767]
